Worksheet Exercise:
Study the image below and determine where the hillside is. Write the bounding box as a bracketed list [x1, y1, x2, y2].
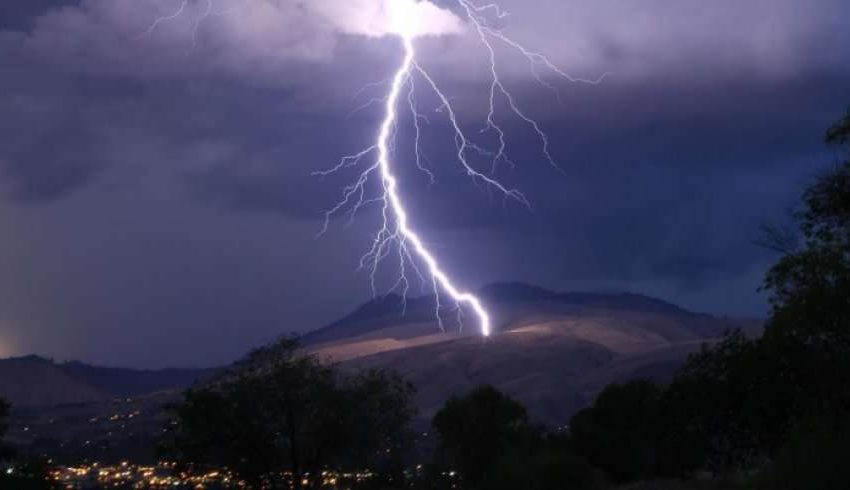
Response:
[337, 310, 743, 424]
[299, 282, 760, 424]
[0, 356, 111, 407]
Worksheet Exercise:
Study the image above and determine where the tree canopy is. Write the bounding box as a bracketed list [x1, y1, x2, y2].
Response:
[432, 385, 602, 490]
[570, 380, 662, 483]
[160, 338, 415, 489]
[826, 107, 850, 148]
[432, 385, 532, 487]
[560, 107, 850, 487]
[658, 109, 850, 478]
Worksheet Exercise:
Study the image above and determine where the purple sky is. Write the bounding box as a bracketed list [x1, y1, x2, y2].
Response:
[0, 0, 848, 367]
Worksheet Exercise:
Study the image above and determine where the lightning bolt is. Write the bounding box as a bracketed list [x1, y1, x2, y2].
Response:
[140, 0, 604, 338]
[319, 0, 605, 337]
[367, 33, 493, 336]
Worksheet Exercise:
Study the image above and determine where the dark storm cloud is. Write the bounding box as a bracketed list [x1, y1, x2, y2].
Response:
[0, 0, 78, 31]
[2, 125, 99, 201]
[0, 0, 848, 366]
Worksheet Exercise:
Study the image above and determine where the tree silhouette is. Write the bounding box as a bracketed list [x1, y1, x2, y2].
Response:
[160, 338, 415, 489]
[826, 108, 850, 148]
[431, 386, 603, 490]
[432, 385, 533, 487]
[560, 108, 850, 487]
[569, 380, 661, 483]
[654, 108, 850, 478]
[0, 398, 50, 489]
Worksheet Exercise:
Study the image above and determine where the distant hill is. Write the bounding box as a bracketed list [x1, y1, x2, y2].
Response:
[0, 355, 217, 408]
[59, 361, 218, 398]
[0, 356, 111, 407]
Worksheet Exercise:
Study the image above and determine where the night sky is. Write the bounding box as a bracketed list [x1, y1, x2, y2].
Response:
[0, 0, 848, 367]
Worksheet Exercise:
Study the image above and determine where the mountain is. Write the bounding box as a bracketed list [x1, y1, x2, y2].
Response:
[0, 283, 761, 462]
[301, 282, 736, 362]
[300, 282, 761, 424]
[302, 282, 712, 346]
[0, 355, 217, 408]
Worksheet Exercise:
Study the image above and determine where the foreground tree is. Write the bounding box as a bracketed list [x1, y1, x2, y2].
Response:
[479, 442, 603, 490]
[658, 109, 850, 478]
[569, 380, 662, 483]
[432, 386, 603, 490]
[756, 411, 850, 490]
[557, 108, 850, 487]
[432, 385, 532, 487]
[0, 398, 50, 489]
[656, 331, 769, 474]
[825, 107, 850, 147]
[160, 338, 415, 488]
[749, 108, 850, 486]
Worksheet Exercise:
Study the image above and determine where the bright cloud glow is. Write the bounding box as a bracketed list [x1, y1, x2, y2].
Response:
[312, 0, 464, 38]
[386, 0, 464, 38]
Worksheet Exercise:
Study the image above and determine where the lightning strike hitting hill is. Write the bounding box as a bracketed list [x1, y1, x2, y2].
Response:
[144, 0, 602, 338]
[319, 0, 602, 337]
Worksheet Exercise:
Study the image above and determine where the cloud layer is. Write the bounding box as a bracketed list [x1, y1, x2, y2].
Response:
[313, 0, 463, 38]
[0, 0, 848, 366]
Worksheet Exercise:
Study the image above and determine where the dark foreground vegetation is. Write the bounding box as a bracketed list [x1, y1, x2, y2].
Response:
[0, 397, 51, 488]
[159, 338, 416, 489]
[2, 110, 849, 489]
[559, 108, 850, 490]
[159, 109, 850, 488]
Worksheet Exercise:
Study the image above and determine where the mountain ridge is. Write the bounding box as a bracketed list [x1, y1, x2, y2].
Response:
[0, 355, 217, 407]
[302, 281, 706, 346]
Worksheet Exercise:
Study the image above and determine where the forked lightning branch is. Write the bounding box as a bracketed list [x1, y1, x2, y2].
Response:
[318, 0, 603, 337]
[146, 0, 603, 338]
